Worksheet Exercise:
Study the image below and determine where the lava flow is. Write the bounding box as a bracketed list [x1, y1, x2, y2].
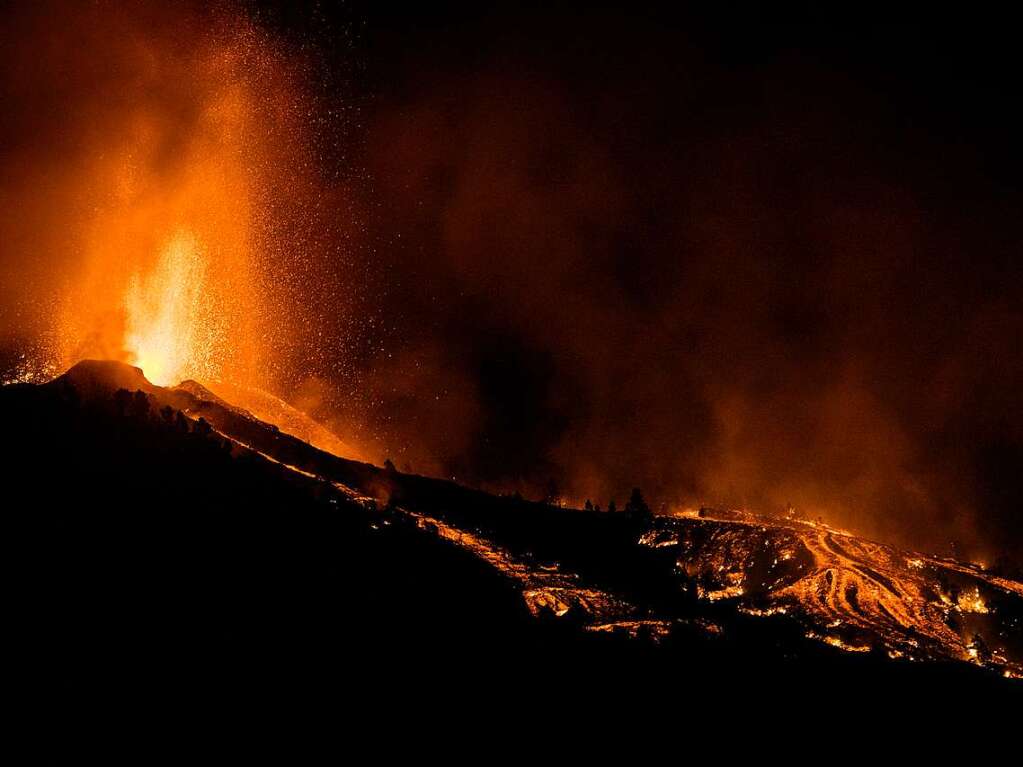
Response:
[642, 508, 1023, 677]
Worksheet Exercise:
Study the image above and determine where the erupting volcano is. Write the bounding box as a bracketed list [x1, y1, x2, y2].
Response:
[44, 22, 281, 394]
[2, 0, 348, 404]
[3, 0, 1023, 725]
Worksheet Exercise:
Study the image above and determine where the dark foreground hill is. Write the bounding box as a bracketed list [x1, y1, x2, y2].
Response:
[4, 361, 1020, 725]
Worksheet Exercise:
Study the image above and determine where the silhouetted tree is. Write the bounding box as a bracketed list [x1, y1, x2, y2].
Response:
[130, 390, 150, 419]
[384, 458, 396, 473]
[113, 388, 133, 416]
[160, 405, 175, 424]
[175, 411, 190, 433]
[607, 499, 617, 514]
[194, 417, 212, 437]
[593, 503, 601, 512]
[584, 499, 593, 511]
[624, 487, 652, 521]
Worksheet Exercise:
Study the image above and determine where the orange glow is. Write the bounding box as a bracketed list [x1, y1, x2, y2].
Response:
[123, 230, 217, 386]
[647, 506, 1023, 676]
[56, 65, 263, 389]
[0, 3, 369, 462]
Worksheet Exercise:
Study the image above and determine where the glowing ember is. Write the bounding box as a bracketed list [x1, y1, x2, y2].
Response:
[957, 588, 989, 614]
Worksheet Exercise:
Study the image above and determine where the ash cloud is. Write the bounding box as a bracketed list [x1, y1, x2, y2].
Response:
[3, 3, 1022, 562]
[343, 11, 1023, 561]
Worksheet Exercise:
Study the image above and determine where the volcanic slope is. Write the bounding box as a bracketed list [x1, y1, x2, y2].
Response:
[4, 360, 1021, 704]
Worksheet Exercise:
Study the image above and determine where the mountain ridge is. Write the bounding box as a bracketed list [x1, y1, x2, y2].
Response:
[5, 358, 1021, 702]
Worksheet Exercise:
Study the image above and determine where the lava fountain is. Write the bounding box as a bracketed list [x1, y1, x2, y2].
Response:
[0, 1, 368, 460]
[0, 3, 328, 397]
[51, 32, 272, 391]
[123, 230, 217, 386]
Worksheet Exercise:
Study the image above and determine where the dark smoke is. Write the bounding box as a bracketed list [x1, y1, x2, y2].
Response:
[323, 8, 1023, 561]
[3, 2, 1022, 562]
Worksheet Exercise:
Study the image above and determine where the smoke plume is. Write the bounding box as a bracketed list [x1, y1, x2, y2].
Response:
[3, 3, 1022, 561]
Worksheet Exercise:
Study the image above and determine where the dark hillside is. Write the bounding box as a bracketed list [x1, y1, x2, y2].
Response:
[4, 364, 1020, 722]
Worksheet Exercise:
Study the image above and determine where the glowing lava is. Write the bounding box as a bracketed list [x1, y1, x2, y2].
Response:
[0, 2, 350, 406]
[641, 507, 1023, 676]
[123, 230, 218, 386]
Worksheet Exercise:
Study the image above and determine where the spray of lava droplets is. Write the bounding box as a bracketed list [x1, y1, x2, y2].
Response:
[122, 230, 218, 386]
[0, 2, 362, 400]
[51, 22, 277, 390]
